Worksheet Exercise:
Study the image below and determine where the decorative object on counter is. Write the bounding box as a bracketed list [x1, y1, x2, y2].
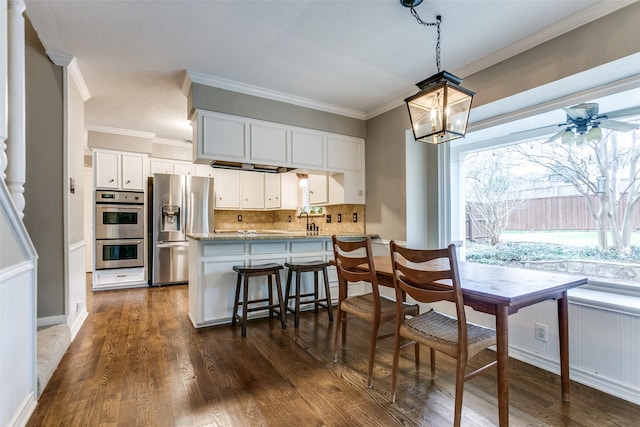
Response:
[231, 263, 287, 337]
[284, 260, 333, 328]
[401, 1, 474, 144]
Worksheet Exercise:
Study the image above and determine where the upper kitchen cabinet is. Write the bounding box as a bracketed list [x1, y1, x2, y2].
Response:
[195, 112, 247, 161]
[241, 171, 265, 209]
[212, 168, 241, 209]
[309, 173, 328, 205]
[250, 123, 288, 164]
[327, 136, 363, 171]
[291, 130, 325, 168]
[94, 150, 146, 190]
[264, 173, 281, 209]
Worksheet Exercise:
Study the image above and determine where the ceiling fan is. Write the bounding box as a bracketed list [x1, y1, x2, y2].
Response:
[545, 102, 640, 144]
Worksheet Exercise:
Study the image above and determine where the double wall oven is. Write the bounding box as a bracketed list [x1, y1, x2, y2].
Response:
[95, 190, 144, 269]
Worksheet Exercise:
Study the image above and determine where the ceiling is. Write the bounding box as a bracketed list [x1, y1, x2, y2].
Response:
[23, 0, 634, 142]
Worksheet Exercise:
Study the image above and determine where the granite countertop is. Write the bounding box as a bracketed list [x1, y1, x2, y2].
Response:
[187, 230, 378, 241]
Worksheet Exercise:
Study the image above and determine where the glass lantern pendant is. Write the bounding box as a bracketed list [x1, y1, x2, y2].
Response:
[405, 71, 475, 144]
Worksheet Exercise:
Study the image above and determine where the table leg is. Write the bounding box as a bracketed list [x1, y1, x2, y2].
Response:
[558, 291, 570, 402]
[496, 305, 509, 427]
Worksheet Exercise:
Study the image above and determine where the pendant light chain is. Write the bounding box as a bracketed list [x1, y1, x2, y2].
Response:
[409, 6, 441, 73]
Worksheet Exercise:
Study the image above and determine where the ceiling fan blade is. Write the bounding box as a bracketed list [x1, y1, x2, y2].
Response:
[598, 119, 640, 132]
[544, 128, 567, 144]
[602, 105, 640, 119]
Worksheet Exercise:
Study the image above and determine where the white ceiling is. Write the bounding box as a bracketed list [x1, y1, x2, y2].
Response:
[23, 0, 634, 142]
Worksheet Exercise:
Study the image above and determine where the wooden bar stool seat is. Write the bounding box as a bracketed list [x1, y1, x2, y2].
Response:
[284, 260, 334, 327]
[232, 263, 287, 337]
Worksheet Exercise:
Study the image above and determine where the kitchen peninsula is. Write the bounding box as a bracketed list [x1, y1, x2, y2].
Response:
[186, 231, 376, 328]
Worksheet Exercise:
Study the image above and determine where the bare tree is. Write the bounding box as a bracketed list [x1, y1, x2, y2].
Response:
[511, 128, 640, 255]
[465, 151, 530, 245]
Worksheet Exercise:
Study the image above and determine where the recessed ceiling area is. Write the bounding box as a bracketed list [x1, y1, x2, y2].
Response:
[24, 0, 634, 141]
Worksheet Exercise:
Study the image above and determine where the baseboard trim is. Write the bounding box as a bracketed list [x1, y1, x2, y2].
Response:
[509, 345, 640, 405]
[37, 315, 67, 328]
[8, 391, 36, 427]
[69, 308, 88, 341]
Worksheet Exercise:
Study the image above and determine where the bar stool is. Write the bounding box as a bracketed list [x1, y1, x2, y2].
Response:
[284, 260, 334, 327]
[232, 263, 287, 337]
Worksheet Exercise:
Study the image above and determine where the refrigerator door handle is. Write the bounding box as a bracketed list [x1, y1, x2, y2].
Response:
[155, 241, 189, 248]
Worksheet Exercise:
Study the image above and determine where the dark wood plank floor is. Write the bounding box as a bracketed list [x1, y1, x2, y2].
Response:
[28, 277, 640, 426]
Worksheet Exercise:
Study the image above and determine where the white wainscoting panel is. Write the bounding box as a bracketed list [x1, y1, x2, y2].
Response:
[68, 241, 88, 340]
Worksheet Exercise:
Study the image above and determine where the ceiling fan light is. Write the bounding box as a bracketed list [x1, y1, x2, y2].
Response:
[587, 126, 602, 142]
[560, 129, 575, 145]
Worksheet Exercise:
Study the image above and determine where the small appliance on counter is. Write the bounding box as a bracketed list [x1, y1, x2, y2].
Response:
[148, 173, 214, 286]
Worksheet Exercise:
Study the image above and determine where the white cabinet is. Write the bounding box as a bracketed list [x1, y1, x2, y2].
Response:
[93, 267, 146, 291]
[291, 130, 325, 168]
[199, 113, 246, 160]
[193, 164, 215, 178]
[329, 171, 365, 205]
[213, 169, 240, 209]
[250, 123, 288, 164]
[327, 136, 363, 171]
[149, 159, 172, 175]
[309, 173, 328, 205]
[264, 174, 281, 209]
[172, 161, 193, 176]
[95, 151, 119, 189]
[241, 172, 265, 209]
[280, 173, 299, 210]
[150, 159, 194, 176]
[94, 150, 146, 190]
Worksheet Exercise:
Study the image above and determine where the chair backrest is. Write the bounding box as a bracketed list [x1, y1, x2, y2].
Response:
[331, 235, 380, 300]
[389, 241, 466, 340]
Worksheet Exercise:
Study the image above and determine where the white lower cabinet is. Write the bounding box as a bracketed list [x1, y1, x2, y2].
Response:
[93, 267, 147, 291]
[188, 237, 345, 328]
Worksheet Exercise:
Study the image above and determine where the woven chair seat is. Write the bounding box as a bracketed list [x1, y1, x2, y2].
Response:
[341, 293, 419, 323]
[401, 309, 496, 359]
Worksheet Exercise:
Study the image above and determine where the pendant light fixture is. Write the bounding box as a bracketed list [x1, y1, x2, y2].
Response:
[401, 0, 475, 144]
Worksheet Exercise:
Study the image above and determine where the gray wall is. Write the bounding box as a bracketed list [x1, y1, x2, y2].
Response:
[88, 131, 152, 153]
[24, 17, 65, 318]
[364, 2, 640, 242]
[189, 83, 366, 138]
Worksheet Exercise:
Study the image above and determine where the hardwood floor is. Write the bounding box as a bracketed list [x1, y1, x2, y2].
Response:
[29, 278, 640, 426]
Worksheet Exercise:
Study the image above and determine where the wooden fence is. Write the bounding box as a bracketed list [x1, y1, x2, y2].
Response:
[467, 194, 640, 239]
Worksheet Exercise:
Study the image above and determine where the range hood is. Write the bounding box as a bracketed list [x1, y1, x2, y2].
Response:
[210, 160, 293, 174]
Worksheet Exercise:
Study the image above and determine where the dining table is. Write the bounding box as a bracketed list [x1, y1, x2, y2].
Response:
[368, 255, 588, 427]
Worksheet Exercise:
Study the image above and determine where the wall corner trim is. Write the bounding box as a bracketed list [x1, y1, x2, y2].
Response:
[46, 52, 91, 101]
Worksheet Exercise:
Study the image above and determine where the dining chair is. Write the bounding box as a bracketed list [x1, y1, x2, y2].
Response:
[389, 241, 497, 427]
[331, 235, 419, 388]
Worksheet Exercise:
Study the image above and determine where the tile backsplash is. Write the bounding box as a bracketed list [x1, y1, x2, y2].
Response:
[214, 204, 365, 234]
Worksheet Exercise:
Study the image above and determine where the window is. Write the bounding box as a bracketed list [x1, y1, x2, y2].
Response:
[449, 87, 640, 293]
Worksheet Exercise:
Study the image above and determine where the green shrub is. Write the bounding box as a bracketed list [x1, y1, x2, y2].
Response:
[466, 240, 640, 265]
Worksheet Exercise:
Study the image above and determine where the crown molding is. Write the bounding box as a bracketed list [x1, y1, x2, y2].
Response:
[186, 70, 366, 120]
[47, 51, 92, 101]
[153, 137, 192, 147]
[85, 124, 156, 139]
[455, 0, 636, 79]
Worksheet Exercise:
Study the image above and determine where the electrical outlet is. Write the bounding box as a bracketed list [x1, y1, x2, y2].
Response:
[337, 213, 342, 223]
[535, 322, 548, 342]
[76, 298, 82, 312]
[353, 213, 358, 222]
[326, 214, 331, 223]
[237, 214, 242, 222]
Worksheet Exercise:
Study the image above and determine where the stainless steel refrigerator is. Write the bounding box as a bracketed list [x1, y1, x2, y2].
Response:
[148, 173, 214, 286]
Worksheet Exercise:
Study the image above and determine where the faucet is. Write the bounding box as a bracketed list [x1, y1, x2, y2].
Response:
[300, 211, 310, 232]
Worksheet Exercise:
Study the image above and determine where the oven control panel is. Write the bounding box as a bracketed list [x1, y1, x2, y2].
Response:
[96, 190, 144, 204]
